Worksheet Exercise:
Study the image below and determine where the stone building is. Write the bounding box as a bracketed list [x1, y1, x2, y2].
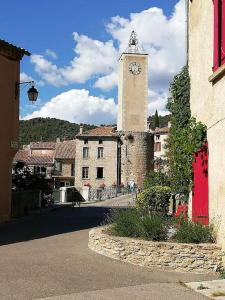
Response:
[75, 126, 119, 189]
[188, 0, 225, 245]
[53, 140, 76, 188]
[153, 126, 169, 171]
[13, 142, 55, 181]
[0, 39, 29, 221]
[74, 31, 154, 190]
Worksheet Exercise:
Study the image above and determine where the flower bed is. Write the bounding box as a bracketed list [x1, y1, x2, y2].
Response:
[89, 226, 223, 274]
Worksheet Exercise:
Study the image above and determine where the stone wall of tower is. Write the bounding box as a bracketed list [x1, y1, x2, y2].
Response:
[117, 53, 148, 132]
[120, 132, 154, 188]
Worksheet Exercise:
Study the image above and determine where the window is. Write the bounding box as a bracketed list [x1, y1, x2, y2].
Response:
[99, 140, 103, 144]
[84, 139, 88, 144]
[97, 147, 104, 158]
[82, 167, 89, 179]
[96, 167, 104, 179]
[83, 147, 89, 159]
[213, 0, 225, 71]
[55, 161, 62, 172]
[154, 142, 161, 152]
[71, 163, 75, 176]
[156, 134, 160, 141]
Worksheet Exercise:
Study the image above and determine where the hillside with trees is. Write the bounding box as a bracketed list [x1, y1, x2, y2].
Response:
[19, 118, 97, 145]
[19, 114, 171, 145]
[148, 113, 171, 129]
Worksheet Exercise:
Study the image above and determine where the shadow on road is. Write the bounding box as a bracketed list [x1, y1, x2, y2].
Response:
[0, 205, 113, 246]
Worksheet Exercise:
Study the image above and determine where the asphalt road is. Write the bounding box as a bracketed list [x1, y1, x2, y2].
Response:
[0, 197, 217, 300]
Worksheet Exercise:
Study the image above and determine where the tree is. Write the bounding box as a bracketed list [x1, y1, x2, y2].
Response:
[166, 66, 206, 197]
[153, 109, 159, 129]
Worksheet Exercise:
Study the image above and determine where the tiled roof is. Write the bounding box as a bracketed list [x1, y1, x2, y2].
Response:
[13, 150, 53, 165]
[0, 39, 30, 58]
[13, 150, 30, 163]
[26, 156, 53, 165]
[78, 126, 117, 137]
[55, 140, 76, 159]
[154, 127, 169, 134]
[30, 142, 56, 149]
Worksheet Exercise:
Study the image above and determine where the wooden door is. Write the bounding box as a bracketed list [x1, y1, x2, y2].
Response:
[192, 143, 209, 225]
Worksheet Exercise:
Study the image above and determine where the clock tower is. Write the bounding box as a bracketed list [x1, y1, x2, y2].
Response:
[117, 31, 148, 132]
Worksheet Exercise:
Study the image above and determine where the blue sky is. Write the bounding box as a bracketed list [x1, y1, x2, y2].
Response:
[0, 0, 186, 124]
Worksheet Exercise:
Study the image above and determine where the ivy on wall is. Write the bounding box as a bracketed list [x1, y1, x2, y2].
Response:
[166, 66, 207, 196]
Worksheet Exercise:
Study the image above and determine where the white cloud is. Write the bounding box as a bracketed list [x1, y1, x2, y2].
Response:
[20, 72, 34, 82]
[148, 89, 168, 116]
[45, 49, 57, 59]
[61, 33, 118, 84]
[29, 0, 185, 117]
[94, 71, 118, 91]
[106, 0, 186, 92]
[23, 89, 117, 125]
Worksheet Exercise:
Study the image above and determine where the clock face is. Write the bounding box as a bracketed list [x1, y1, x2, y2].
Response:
[129, 62, 141, 75]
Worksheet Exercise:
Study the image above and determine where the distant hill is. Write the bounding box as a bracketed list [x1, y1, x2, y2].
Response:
[19, 115, 171, 146]
[148, 114, 171, 129]
[19, 118, 97, 145]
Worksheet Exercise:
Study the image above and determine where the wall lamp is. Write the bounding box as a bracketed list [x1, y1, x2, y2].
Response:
[15, 81, 39, 103]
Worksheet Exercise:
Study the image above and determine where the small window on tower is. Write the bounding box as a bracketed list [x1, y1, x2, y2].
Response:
[84, 139, 88, 144]
[99, 140, 103, 144]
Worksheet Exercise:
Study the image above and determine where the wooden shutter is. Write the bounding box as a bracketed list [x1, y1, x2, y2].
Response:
[214, 0, 220, 71]
[221, 0, 225, 65]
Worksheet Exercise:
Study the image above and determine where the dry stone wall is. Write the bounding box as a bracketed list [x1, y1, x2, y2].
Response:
[89, 226, 223, 274]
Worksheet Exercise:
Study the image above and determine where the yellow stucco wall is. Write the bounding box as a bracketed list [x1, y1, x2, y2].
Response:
[189, 0, 225, 246]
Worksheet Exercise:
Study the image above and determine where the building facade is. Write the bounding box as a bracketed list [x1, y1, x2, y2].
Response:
[53, 140, 76, 188]
[75, 127, 119, 189]
[189, 0, 225, 245]
[0, 39, 29, 221]
[153, 127, 169, 171]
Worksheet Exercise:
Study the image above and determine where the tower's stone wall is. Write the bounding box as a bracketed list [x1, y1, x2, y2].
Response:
[120, 131, 154, 188]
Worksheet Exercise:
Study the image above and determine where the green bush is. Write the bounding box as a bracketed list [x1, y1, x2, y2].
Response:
[139, 214, 167, 241]
[136, 186, 171, 215]
[108, 209, 142, 238]
[107, 209, 167, 241]
[144, 171, 170, 189]
[175, 220, 215, 244]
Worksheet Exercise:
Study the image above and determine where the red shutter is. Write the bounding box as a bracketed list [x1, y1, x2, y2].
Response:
[221, 0, 225, 65]
[214, 0, 220, 71]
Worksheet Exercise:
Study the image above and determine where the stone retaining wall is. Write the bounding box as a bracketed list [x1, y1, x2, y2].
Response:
[89, 226, 223, 274]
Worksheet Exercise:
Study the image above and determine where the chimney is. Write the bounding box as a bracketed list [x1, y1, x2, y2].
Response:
[56, 137, 60, 143]
[168, 121, 171, 128]
[80, 124, 83, 134]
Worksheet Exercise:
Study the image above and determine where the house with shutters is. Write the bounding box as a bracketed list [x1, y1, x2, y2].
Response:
[188, 0, 225, 245]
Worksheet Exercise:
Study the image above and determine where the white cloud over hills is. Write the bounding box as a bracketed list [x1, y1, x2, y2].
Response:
[24, 89, 117, 125]
[25, 0, 186, 123]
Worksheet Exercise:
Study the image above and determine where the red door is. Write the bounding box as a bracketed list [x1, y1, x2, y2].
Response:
[192, 143, 209, 225]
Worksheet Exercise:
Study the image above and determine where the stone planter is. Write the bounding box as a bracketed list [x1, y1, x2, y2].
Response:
[89, 226, 223, 274]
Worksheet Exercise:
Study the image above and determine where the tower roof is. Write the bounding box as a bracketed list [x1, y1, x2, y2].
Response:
[126, 30, 140, 54]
